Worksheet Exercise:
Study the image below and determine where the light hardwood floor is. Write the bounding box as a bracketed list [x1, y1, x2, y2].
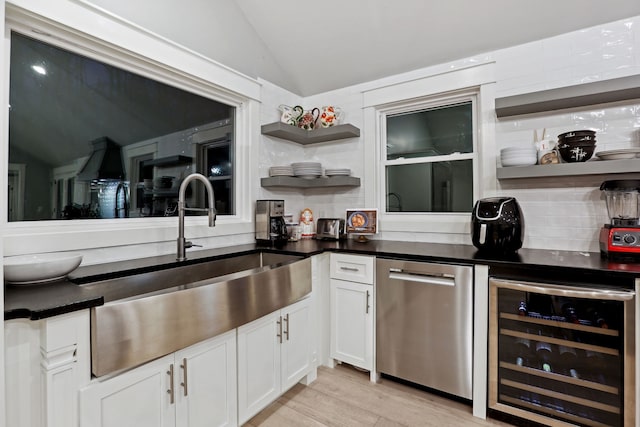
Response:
[246, 364, 514, 427]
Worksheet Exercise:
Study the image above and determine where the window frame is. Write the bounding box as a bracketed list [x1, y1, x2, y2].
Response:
[382, 95, 477, 214]
[376, 90, 480, 229]
[2, 4, 259, 256]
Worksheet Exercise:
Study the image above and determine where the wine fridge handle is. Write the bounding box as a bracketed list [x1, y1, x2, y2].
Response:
[492, 278, 635, 301]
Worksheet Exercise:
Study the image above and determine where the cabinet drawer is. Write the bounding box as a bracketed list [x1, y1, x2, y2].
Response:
[330, 254, 374, 284]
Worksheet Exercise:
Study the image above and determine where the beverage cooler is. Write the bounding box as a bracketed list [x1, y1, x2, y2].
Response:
[489, 278, 636, 427]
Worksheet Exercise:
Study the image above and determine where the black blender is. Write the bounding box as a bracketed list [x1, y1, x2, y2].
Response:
[599, 180, 640, 258]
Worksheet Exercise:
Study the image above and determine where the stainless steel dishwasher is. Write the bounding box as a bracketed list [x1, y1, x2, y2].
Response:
[376, 258, 473, 399]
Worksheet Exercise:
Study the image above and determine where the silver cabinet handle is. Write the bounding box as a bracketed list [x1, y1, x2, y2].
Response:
[277, 316, 283, 343]
[340, 266, 360, 272]
[180, 358, 188, 397]
[366, 290, 370, 314]
[167, 364, 175, 404]
[284, 314, 290, 341]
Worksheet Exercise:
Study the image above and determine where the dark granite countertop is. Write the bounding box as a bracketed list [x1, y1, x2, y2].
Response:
[5, 239, 639, 320]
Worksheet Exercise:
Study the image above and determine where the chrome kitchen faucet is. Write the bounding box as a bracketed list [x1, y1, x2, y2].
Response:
[177, 173, 216, 261]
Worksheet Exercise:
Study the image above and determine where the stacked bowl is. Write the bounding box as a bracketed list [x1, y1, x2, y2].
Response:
[557, 130, 596, 163]
[500, 146, 537, 167]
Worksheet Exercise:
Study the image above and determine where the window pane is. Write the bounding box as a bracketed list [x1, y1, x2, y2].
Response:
[201, 139, 234, 215]
[387, 102, 472, 160]
[386, 160, 473, 213]
[8, 32, 235, 221]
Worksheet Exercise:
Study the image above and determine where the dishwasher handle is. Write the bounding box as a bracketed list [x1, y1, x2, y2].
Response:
[388, 269, 455, 287]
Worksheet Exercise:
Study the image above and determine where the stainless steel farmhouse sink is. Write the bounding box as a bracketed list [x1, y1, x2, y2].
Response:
[84, 253, 310, 377]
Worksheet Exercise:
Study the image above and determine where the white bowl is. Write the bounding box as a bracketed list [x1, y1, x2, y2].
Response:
[501, 147, 536, 155]
[4, 253, 83, 285]
[501, 156, 537, 167]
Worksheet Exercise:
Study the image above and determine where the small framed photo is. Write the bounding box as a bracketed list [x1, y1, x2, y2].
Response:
[345, 209, 378, 235]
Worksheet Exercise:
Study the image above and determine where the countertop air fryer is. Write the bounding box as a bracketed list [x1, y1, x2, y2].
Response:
[471, 197, 524, 254]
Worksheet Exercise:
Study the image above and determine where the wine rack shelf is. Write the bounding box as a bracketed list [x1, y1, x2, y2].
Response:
[500, 378, 619, 414]
[499, 394, 613, 427]
[500, 326, 619, 356]
[500, 312, 619, 337]
[499, 361, 619, 394]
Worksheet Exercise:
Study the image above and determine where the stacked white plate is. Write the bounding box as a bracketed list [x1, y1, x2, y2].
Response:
[269, 165, 294, 176]
[595, 148, 640, 160]
[325, 168, 351, 176]
[292, 162, 322, 179]
[500, 146, 537, 167]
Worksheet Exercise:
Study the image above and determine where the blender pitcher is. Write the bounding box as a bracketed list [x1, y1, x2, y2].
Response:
[600, 180, 640, 226]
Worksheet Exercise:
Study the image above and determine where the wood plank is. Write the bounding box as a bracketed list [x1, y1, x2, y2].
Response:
[246, 364, 512, 426]
[244, 399, 326, 427]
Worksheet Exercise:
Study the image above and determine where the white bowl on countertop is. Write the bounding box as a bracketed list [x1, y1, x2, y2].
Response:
[4, 253, 83, 285]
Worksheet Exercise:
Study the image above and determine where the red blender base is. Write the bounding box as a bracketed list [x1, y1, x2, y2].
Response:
[599, 225, 640, 257]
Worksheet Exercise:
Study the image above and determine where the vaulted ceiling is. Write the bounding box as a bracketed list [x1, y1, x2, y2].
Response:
[235, 0, 640, 95]
[91, 0, 640, 96]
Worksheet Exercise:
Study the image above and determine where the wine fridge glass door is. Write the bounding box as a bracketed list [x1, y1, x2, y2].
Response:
[488, 278, 635, 427]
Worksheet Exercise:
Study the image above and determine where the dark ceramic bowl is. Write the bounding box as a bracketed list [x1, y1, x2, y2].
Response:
[559, 135, 597, 145]
[557, 139, 596, 150]
[558, 130, 596, 140]
[558, 144, 595, 162]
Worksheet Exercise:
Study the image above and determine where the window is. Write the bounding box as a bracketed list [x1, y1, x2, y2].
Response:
[382, 95, 476, 215]
[7, 31, 236, 221]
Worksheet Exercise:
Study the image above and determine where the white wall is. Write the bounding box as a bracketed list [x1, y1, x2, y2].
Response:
[262, 15, 640, 253]
[492, 17, 640, 252]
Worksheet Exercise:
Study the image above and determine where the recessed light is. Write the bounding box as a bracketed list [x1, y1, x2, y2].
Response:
[31, 64, 46, 75]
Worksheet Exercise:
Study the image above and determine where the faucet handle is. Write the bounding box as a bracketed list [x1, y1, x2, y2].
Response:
[184, 241, 202, 249]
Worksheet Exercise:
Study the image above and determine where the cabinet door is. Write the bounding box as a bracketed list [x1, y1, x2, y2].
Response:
[281, 297, 312, 391]
[79, 354, 176, 427]
[330, 279, 373, 370]
[175, 330, 237, 427]
[237, 311, 281, 425]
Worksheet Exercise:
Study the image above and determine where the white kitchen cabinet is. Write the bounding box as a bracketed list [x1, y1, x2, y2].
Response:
[330, 279, 373, 370]
[5, 309, 91, 427]
[174, 333, 238, 427]
[280, 295, 312, 391]
[79, 330, 237, 427]
[237, 297, 312, 425]
[79, 354, 175, 427]
[329, 253, 374, 284]
[329, 254, 374, 374]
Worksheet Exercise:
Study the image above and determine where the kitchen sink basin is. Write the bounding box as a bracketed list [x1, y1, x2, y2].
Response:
[87, 252, 310, 377]
[79, 252, 302, 302]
